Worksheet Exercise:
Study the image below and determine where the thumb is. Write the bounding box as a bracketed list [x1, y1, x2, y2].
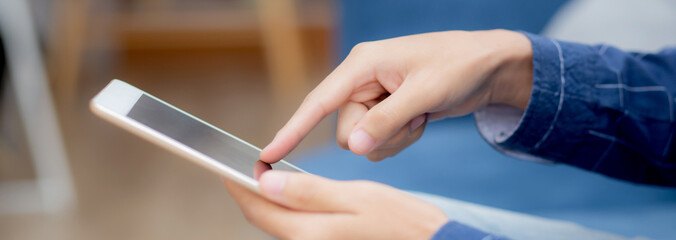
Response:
[258, 171, 353, 212]
[348, 85, 427, 155]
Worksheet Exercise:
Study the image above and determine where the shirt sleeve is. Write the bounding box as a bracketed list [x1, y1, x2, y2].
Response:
[431, 221, 510, 240]
[474, 32, 676, 186]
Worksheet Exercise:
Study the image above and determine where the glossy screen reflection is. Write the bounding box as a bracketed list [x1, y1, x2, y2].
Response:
[127, 94, 299, 180]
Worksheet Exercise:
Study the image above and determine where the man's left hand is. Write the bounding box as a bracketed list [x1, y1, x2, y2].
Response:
[224, 171, 448, 240]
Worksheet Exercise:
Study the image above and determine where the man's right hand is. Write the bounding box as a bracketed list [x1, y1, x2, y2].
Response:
[260, 29, 534, 163]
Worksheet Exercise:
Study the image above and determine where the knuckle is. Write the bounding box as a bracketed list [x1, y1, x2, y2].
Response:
[352, 180, 374, 187]
[361, 181, 391, 196]
[350, 180, 387, 201]
[302, 90, 314, 103]
[302, 90, 321, 108]
[315, 98, 330, 116]
[361, 180, 386, 190]
[350, 41, 373, 55]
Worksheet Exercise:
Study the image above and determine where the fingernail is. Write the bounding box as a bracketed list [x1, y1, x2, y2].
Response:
[259, 171, 287, 200]
[410, 114, 427, 131]
[349, 129, 376, 154]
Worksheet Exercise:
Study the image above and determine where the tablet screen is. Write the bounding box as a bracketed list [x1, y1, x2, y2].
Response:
[126, 94, 300, 180]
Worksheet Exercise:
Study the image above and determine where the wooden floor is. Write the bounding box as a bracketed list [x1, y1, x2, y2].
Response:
[0, 46, 334, 239]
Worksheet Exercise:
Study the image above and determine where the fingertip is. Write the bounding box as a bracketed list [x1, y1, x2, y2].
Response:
[259, 136, 288, 163]
[259, 146, 279, 163]
[348, 129, 376, 155]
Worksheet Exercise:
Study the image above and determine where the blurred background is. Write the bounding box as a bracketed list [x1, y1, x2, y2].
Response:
[0, 0, 674, 239]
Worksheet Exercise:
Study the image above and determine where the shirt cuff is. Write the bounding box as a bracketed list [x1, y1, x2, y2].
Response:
[475, 31, 596, 163]
[431, 221, 510, 240]
[474, 105, 552, 163]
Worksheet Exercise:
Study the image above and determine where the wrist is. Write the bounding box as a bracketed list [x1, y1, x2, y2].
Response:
[487, 30, 533, 110]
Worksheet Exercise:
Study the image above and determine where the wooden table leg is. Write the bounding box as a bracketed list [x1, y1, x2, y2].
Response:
[255, 0, 309, 103]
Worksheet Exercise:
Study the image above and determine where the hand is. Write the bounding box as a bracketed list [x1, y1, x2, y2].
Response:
[224, 171, 449, 240]
[260, 29, 533, 162]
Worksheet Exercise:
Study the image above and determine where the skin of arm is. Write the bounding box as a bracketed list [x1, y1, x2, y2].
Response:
[225, 29, 533, 239]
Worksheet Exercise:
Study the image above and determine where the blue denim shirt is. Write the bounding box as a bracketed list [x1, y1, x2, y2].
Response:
[432, 32, 676, 240]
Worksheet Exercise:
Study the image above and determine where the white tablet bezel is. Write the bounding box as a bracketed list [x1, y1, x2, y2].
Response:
[90, 80, 303, 193]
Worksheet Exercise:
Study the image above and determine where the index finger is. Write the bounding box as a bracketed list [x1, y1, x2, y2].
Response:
[260, 62, 369, 163]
